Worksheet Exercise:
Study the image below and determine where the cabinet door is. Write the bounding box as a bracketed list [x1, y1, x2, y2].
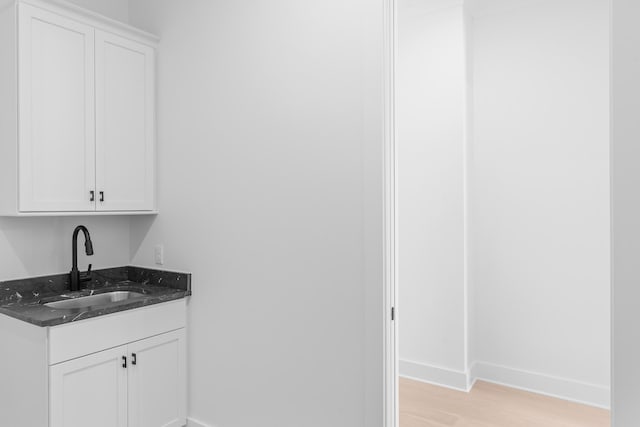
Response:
[128, 329, 186, 427]
[50, 346, 128, 427]
[95, 30, 155, 212]
[18, 4, 96, 212]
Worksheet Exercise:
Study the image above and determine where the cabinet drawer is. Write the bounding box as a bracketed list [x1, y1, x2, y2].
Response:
[48, 299, 186, 365]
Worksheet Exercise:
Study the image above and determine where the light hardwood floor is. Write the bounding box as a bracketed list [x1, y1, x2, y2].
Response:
[400, 377, 610, 427]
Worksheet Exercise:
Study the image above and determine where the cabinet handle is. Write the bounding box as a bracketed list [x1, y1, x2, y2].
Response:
[122, 356, 127, 369]
[99, 191, 104, 202]
[132, 353, 137, 365]
[90, 191, 95, 202]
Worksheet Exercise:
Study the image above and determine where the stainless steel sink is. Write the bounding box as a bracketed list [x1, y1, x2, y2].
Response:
[44, 291, 145, 310]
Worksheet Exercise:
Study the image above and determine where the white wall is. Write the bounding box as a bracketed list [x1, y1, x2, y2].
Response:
[0, 217, 131, 281]
[0, 0, 132, 284]
[397, 0, 469, 390]
[611, 0, 640, 424]
[470, 0, 610, 407]
[126, 1, 385, 426]
[66, 0, 129, 22]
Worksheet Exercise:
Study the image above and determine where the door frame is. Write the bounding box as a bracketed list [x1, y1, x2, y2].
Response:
[383, 0, 398, 426]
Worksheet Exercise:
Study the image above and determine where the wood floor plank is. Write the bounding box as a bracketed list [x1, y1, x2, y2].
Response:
[400, 377, 610, 427]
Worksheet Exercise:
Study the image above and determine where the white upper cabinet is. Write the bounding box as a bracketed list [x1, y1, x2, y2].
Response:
[0, 0, 158, 215]
[18, 4, 96, 212]
[95, 30, 155, 212]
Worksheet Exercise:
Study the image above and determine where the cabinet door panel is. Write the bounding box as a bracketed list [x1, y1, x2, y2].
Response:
[95, 30, 155, 211]
[50, 346, 127, 427]
[128, 329, 186, 427]
[18, 4, 96, 212]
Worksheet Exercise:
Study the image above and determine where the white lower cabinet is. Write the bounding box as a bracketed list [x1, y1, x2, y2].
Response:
[50, 346, 128, 427]
[49, 329, 186, 427]
[128, 332, 187, 427]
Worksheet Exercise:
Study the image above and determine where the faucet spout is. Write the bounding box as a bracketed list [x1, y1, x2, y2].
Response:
[70, 225, 94, 292]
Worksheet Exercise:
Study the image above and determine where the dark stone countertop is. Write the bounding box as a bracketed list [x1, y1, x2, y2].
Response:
[0, 266, 191, 327]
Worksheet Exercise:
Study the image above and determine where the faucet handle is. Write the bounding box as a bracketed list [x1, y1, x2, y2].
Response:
[80, 264, 93, 283]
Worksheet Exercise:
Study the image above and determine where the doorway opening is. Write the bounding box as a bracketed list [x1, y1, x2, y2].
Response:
[386, 1, 612, 426]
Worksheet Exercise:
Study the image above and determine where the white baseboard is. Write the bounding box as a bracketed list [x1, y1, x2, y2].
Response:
[187, 417, 216, 427]
[399, 359, 471, 391]
[400, 359, 610, 409]
[470, 361, 611, 409]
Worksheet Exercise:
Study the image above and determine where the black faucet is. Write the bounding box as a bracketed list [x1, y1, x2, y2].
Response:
[70, 225, 94, 292]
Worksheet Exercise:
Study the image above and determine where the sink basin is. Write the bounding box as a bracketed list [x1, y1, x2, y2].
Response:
[44, 291, 145, 310]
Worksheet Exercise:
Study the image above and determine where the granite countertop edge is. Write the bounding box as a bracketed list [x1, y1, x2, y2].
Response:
[0, 290, 191, 327]
[0, 266, 192, 328]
